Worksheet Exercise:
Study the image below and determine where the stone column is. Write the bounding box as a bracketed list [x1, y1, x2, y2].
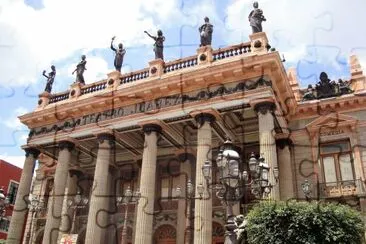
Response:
[85, 134, 115, 244]
[57, 168, 82, 242]
[254, 102, 280, 200]
[193, 113, 215, 244]
[276, 138, 295, 200]
[43, 141, 75, 244]
[134, 124, 161, 244]
[7, 148, 40, 244]
[176, 157, 193, 244]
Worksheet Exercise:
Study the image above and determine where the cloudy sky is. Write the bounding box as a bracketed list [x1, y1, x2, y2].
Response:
[1, 0, 365, 168]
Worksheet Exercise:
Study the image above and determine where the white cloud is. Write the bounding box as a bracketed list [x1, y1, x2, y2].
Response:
[226, 0, 366, 70]
[2, 106, 28, 130]
[0, 0, 183, 86]
[0, 154, 25, 169]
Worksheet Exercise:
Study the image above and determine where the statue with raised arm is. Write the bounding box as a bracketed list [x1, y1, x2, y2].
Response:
[235, 215, 248, 244]
[144, 30, 165, 60]
[72, 55, 87, 85]
[248, 1, 266, 34]
[110, 36, 126, 72]
[42, 65, 56, 93]
[199, 17, 213, 47]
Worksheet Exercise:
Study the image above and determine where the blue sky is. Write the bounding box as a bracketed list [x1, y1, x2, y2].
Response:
[0, 0, 365, 168]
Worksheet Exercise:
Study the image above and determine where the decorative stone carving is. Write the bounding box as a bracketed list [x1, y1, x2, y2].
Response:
[29, 77, 272, 138]
[302, 72, 353, 101]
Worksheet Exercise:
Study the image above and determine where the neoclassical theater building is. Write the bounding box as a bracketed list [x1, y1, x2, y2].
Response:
[6, 32, 366, 244]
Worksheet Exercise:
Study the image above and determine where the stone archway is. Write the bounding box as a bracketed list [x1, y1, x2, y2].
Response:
[212, 222, 225, 244]
[153, 224, 176, 244]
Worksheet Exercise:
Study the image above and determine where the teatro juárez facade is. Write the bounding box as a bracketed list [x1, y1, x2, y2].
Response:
[6, 32, 366, 244]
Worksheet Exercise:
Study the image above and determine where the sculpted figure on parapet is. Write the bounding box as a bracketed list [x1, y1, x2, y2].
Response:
[72, 55, 87, 85]
[249, 1, 266, 34]
[111, 36, 126, 72]
[42, 65, 56, 93]
[144, 30, 165, 60]
[199, 16, 213, 47]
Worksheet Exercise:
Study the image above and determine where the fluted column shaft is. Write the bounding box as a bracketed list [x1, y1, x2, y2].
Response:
[85, 134, 114, 244]
[193, 113, 214, 244]
[57, 169, 80, 242]
[255, 102, 280, 200]
[7, 148, 40, 244]
[134, 124, 160, 244]
[43, 141, 74, 244]
[176, 159, 192, 244]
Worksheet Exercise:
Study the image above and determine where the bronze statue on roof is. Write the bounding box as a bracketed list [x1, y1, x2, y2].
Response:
[42, 65, 56, 93]
[248, 1, 266, 34]
[144, 30, 165, 60]
[72, 55, 87, 85]
[199, 17, 213, 47]
[110, 36, 126, 72]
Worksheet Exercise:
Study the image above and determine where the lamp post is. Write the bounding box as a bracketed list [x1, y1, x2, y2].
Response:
[0, 187, 10, 218]
[116, 186, 141, 244]
[301, 179, 312, 201]
[26, 195, 45, 244]
[67, 191, 89, 233]
[202, 139, 274, 244]
[0, 187, 10, 233]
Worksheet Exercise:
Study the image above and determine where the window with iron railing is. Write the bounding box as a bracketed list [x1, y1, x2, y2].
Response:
[7, 181, 19, 205]
[320, 140, 355, 186]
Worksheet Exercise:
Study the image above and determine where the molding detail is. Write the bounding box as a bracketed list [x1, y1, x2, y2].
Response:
[253, 101, 276, 115]
[58, 140, 75, 152]
[24, 147, 41, 158]
[28, 77, 272, 139]
[142, 123, 162, 135]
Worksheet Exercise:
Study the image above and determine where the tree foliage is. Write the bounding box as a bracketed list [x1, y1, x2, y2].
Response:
[245, 201, 365, 244]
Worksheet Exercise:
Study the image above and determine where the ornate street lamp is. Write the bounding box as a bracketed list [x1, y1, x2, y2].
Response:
[0, 187, 10, 218]
[67, 191, 89, 233]
[26, 195, 45, 244]
[203, 139, 274, 244]
[301, 179, 312, 201]
[116, 186, 141, 244]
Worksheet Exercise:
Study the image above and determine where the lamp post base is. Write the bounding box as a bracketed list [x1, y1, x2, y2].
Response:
[224, 216, 237, 244]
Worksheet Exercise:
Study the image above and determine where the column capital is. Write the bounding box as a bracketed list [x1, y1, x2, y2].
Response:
[276, 138, 293, 149]
[253, 101, 276, 115]
[97, 133, 115, 145]
[142, 123, 162, 135]
[24, 147, 40, 158]
[58, 140, 75, 152]
[69, 168, 84, 178]
[194, 112, 216, 126]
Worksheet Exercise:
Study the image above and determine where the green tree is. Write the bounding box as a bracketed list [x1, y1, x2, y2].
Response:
[245, 201, 365, 244]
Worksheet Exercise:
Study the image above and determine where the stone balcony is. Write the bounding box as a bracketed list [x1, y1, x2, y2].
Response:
[36, 32, 272, 110]
[319, 179, 366, 199]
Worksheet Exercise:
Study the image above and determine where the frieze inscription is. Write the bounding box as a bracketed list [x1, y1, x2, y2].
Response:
[28, 77, 272, 139]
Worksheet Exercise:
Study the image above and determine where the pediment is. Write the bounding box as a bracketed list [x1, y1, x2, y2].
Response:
[306, 113, 357, 132]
